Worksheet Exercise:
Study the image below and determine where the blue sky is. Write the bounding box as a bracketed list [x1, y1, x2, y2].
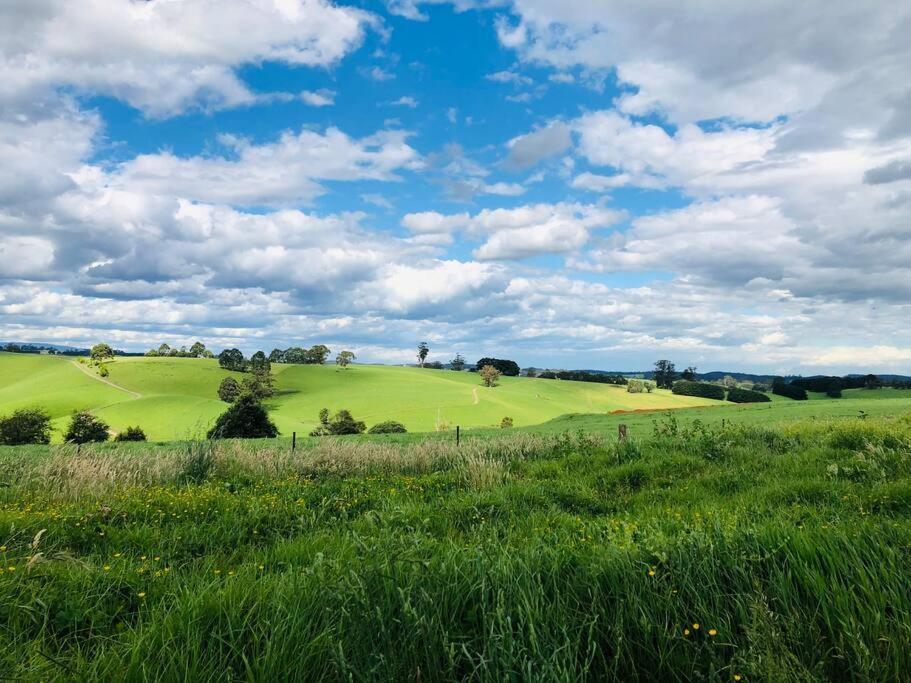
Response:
[1, 0, 911, 373]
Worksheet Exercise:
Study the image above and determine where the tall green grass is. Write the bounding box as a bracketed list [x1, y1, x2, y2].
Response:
[1, 417, 909, 680]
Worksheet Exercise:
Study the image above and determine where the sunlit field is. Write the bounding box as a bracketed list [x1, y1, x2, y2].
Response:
[2, 414, 910, 680]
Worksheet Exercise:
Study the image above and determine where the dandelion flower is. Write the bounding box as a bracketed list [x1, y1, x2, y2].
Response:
[648, 569, 655, 576]
[708, 628, 717, 637]
[0, 546, 6, 552]
[137, 592, 146, 599]
[692, 623, 700, 630]
[103, 565, 111, 571]
[683, 629, 690, 636]
[734, 676, 742, 681]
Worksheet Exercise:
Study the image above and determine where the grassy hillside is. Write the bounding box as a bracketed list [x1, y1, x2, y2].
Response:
[0, 353, 719, 441]
[0, 415, 909, 679]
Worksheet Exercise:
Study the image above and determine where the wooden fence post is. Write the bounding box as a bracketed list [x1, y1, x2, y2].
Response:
[292, 431, 296, 451]
[456, 425, 460, 446]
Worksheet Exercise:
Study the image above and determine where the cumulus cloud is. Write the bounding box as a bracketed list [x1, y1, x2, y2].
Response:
[0, 0, 377, 116]
[403, 203, 623, 260]
[113, 127, 420, 208]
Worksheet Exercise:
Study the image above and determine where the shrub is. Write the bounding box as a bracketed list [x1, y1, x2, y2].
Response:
[773, 381, 808, 401]
[207, 395, 278, 439]
[479, 365, 502, 387]
[64, 411, 109, 444]
[217, 377, 240, 402]
[310, 409, 366, 436]
[500, 416, 514, 429]
[726, 387, 772, 403]
[627, 379, 645, 394]
[672, 380, 725, 400]
[114, 425, 147, 442]
[368, 420, 408, 434]
[0, 408, 52, 445]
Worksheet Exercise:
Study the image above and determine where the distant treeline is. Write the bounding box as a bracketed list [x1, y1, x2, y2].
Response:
[268, 345, 332, 365]
[536, 370, 628, 385]
[2, 342, 143, 357]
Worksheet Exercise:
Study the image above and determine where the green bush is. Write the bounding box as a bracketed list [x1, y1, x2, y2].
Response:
[500, 416, 514, 429]
[367, 420, 408, 434]
[310, 409, 366, 436]
[114, 425, 147, 442]
[773, 381, 808, 400]
[64, 411, 109, 444]
[217, 377, 240, 403]
[671, 380, 725, 400]
[207, 395, 278, 439]
[726, 387, 772, 403]
[0, 407, 52, 445]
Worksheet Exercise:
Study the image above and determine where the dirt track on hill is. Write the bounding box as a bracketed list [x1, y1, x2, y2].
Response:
[70, 360, 142, 399]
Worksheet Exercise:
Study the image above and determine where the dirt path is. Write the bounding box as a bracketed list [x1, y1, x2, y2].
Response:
[472, 388, 479, 405]
[70, 360, 142, 399]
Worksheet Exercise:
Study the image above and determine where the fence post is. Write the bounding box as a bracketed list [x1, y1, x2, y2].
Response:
[292, 431, 296, 451]
[456, 425, 460, 446]
[618, 424, 627, 441]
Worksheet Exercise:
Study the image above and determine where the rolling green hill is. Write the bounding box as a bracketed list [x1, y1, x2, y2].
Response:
[1, 353, 719, 441]
[4, 352, 910, 442]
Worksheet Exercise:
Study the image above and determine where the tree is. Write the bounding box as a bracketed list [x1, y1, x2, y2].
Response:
[653, 360, 677, 389]
[450, 353, 466, 371]
[644, 380, 656, 393]
[417, 342, 429, 367]
[207, 394, 278, 439]
[0, 408, 52, 445]
[864, 374, 883, 389]
[90, 343, 114, 361]
[627, 379, 645, 394]
[722, 375, 737, 388]
[479, 364, 501, 388]
[158, 343, 171, 356]
[242, 371, 274, 399]
[114, 426, 147, 442]
[64, 411, 109, 444]
[249, 351, 270, 375]
[475, 357, 520, 377]
[525, 367, 538, 378]
[218, 377, 241, 402]
[500, 416, 514, 429]
[307, 344, 331, 364]
[336, 350, 356, 368]
[269, 348, 285, 364]
[189, 341, 206, 358]
[218, 348, 246, 372]
[681, 366, 697, 381]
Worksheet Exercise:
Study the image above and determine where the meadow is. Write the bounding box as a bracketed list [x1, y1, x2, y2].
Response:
[0, 353, 720, 441]
[1, 414, 910, 680]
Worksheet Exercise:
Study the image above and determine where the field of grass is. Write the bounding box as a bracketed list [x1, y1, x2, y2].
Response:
[0, 353, 720, 441]
[1, 414, 910, 680]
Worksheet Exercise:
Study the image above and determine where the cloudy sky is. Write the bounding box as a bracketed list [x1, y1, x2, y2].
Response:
[1, 0, 910, 373]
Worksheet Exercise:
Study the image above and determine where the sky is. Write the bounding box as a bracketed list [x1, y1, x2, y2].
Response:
[1, 0, 910, 373]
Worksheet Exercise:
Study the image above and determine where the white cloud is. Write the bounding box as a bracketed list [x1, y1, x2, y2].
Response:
[113, 127, 420, 208]
[300, 89, 336, 107]
[0, 0, 377, 117]
[389, 96, 419, 108]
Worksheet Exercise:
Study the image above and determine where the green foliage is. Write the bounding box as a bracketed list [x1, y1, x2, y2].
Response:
[500, 416, 514, 428]
[217, 348, 246, 372]
[367, 420, 408, 434]
[335, 350, 356, 368]
[773, 380, 809, 400]
[479, 364, 501, 387]
[207, 395, 278, 439]
[64, 410, 109, 443]
[114, 425, 147, 442]
[217, 377, 240, 403]
[0, 407, 51, 445]
[313, 409, 366, 436]
[653, 359, 677, 388]
[475, 357, 520, 376]
[627, 378, 645, 393]
[450, 353, 466, 371]
[90, 342, 114, 361]
[417, 341, 429, 367]
[672, 380, 726, 400]
[242, 370, 274, 399]
[97, 364, 109, 377]
[726, 387, 772, 403]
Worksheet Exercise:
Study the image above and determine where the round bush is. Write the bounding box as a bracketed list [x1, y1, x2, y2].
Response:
[207, 395, 278, 439]
[64, 411, 109, 444]
[114, 425, 147, 442]
[726, 387, 772, 403]
[367, 420, 408, 434]
[0, 408, 52, 445]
